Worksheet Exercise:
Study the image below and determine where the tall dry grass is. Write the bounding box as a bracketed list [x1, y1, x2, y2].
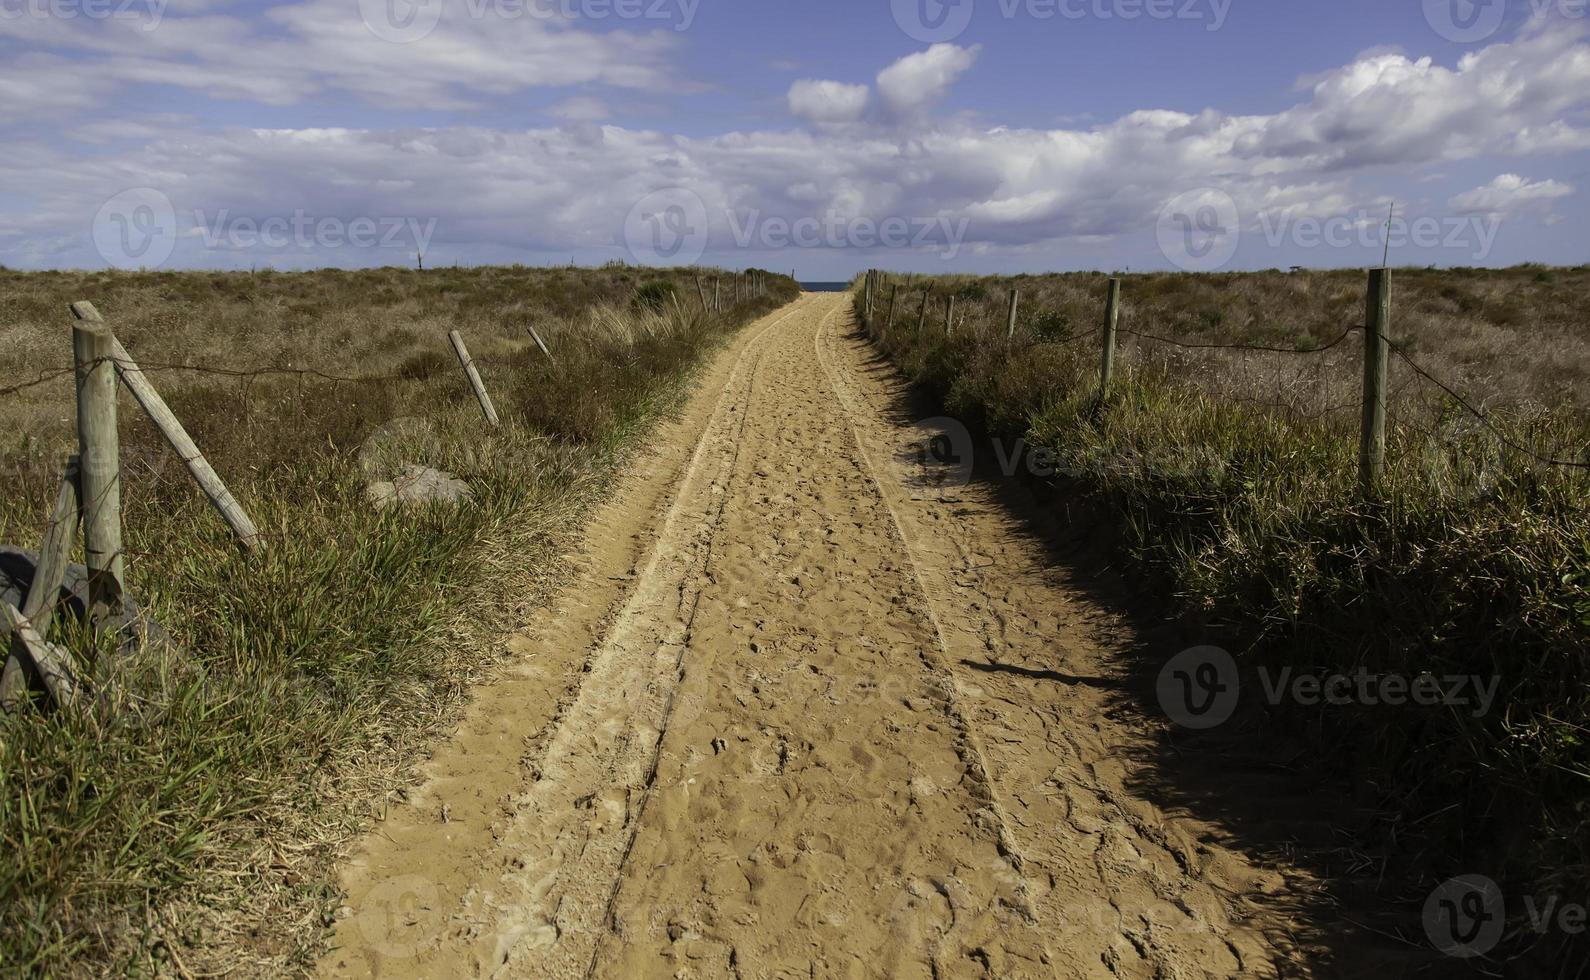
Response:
[0, 264, 798, 975]
[859, 265, 1589, 974]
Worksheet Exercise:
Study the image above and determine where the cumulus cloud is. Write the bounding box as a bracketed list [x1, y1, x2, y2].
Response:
[1449, 174, 1575, 215]
[876, 44, 981, 116]
[2, 19, 1589, 269]
[787, 80, 870, 125]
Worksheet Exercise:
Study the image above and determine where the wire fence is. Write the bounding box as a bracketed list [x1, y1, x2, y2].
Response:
[858, 270, 1590, 478]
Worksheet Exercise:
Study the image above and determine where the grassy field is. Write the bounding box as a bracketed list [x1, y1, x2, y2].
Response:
[857, 266, 1589, 970]
[0, 265, 797, 974]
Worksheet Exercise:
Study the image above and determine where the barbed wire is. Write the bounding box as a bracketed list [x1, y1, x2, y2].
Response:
[0, 355, 530, 402]
[1386, 340, 1589, 470]
[1118, 324, 1360, 355]
[0, 367, 78, 399]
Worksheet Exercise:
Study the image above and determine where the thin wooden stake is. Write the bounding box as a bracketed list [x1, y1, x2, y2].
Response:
[72, 313, 123, 621]
[526, 323, 555, 364]
[714, 278, 721, 312]
[1360, 268, 1391, 494]
[887, 284, 899, 334]
[1099, 277, 1122, 401]
[918, 290, 930, 333]
[72, 303, 264, 553]
[945, 294, 956, 337]
[22, 456, 81, 629]
[2, 602, 76, 709]
[448, 330, 500, 427]
[1006, 288, 1020, 340]
[695, 275, 707, 310]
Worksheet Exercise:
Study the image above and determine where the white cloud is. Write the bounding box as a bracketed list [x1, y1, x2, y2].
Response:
[787, 79, 870, 125]
[0, 0, 686, 113]
[876, 44, 981, 116]
[549, 96, 613, 121]
[3, 22, 1590, 268]
[1449, 174, 1575, 215]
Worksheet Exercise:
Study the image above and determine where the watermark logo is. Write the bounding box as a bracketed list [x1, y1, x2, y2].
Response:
[0, 0, 166, 28]
[1423, 0, 1507, 42]
[894, 416, 975, 497]
[1156, 188, 1240, 272]
[1157, 646, 1502, 730]
[1423, 875, 1506, 958]
[353, 874, 442, 959]
[1156, 646, 1240, 729]
[624, 188, 709, 266]
[92, 187, 177, 270]
[892, 0, 976, 42]
[359, 0, 443, 42]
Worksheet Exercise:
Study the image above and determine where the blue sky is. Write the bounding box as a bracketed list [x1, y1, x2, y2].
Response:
[2, 0, 1589, 277]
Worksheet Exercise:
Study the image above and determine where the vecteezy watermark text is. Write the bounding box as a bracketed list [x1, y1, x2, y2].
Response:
[1156, 646, 1501, 730]
[1423, 874, 1589, 958]
[359, 0, 699, 43]
[727, 211, 970, 259]
[892, 0, 1231, 43]
[622, 188, 971, 265]
[1257, 210, 1501, 263]
[0, 0, 165, 27]
[1156, 189, 1507, 271]
[193, 209, 437, 253]
[90, 187, 437, 269]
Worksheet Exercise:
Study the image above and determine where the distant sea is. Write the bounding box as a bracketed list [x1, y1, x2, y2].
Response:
[799, 282, 851, 292]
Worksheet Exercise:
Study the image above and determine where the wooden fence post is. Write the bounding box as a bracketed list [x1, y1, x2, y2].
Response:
[526, 323, 555, 363]
[72, 303, 264, 553]
[863, 273, 874, 331]
[918, 290, 930, 333]
[1360, 268, 1391, 494]
[448, 330, 500, 427]
[1098, 277, 1121, 401]
[72, 315, 123, 620]
[944, 294, 956, 337]
[695, 275, 707, 309]
[887, 284, 898, 334]
[714, 278, 721, 312]
[1006, 288, 1020, 340]
[21, 457, 81, 631]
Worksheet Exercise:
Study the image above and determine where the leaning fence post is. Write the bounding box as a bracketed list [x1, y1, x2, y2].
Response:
[1360, 268, 1391, 494]
[72, 314, 123, 621]
[448, 330, 500, 427]
[1098, 277, 1121, 401]
[944, 294, 956, 337]
[73, 303, 264, 553]
[695, 275, 707, 310]
[1006, 288, 1020, 340]
[22, 457, 82, 631]
[918, 290, 930, 333]
[887, 284, 899, 335]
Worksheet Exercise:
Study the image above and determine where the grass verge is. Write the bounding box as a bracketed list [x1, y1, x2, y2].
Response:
[0, 265, 798, 974]
[857, 268, 1588, 972]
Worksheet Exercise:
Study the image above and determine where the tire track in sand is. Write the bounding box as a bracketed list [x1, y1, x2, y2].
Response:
[323, 293, 1334, 980]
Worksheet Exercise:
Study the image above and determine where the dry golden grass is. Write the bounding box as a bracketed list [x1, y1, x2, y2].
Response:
[861, 264, 1589, 973]
[0, 264, 798, 975]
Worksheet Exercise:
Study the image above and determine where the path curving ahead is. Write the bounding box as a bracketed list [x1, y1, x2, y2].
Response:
[320, 293, 1346, 979]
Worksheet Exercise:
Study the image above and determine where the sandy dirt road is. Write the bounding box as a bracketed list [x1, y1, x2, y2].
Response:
[319, 293, 1337, 979]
